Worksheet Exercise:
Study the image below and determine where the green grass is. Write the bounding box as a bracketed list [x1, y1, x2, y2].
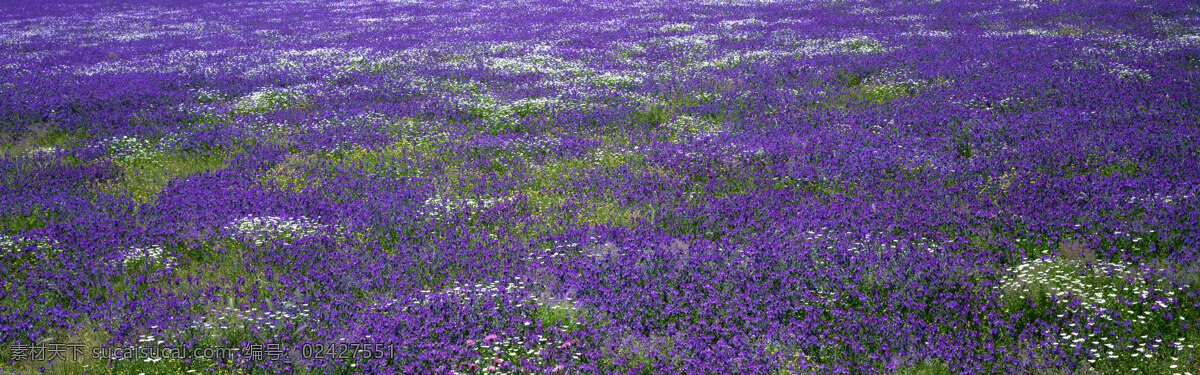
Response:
[1052, 24, 1086, 35]
[889, 358, 956, 374]
[0, 122, 78, 156]
[258, 118, 449, 193]
[459, 96, 564, 135]
[230, 88, 311, 115]
[94, 148, 232, 204]
[0, 205, 64, 234]
[496, 147, 649, 239]
[762, 339, 818, 375]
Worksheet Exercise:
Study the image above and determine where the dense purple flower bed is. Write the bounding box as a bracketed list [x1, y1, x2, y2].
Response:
[2, 0, 1199, 373]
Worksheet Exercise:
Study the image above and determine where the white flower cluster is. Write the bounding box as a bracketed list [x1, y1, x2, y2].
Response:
[119, 244, 175, 270]
[518, 236, 612, 265]
[662, 33, 718, 49]
[192, 303, 312, 332]
[473, 135, 563, 159]
[1126, 192, 1195, 205]
[887, 14, 931, 22]
[791, 36, 892, 57]
[369, 279, 545, 314]
[247, 122, 295, 137]
[191, 88, 225, 104]
[22, 146, 58, 157]
[996, 257, 1178, 314]
[902, 30, 954, 38]
[849, 6, 882, 14]
[421, 195, 513, 220]
[863, 67, 926, 87]
[590, 72, 645, 87]
[663, 115, 722, 143]
[459, 329, 584, 374]
[719, 18, 766, 29]
[790, 229, 954, 257]
[223, 215, 330, 245]
[1107, 63, 1152, 81]
[482, 53, 590, 77]
[231, 87, 306, 113]
[715, 142, 767, 165]
[0, 234, 60, 255]
[457, 95, 576, 127]
[105, 135, 161, 161]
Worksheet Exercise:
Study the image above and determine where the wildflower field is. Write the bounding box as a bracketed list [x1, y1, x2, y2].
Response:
[2, 0, 1199, 373]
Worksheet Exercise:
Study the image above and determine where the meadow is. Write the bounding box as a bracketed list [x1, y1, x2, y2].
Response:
[1, 0, 1199, 373]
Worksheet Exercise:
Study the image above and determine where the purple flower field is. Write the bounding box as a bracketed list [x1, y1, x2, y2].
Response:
[2, 0, 1199, 373]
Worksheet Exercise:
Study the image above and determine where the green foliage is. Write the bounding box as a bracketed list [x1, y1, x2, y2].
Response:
[0, 123, 76, 155]
[0, 205, 62, 233]
[96, 148, 231, 203]
[889, 358, 956, 375]
[230, 89, 311, 114]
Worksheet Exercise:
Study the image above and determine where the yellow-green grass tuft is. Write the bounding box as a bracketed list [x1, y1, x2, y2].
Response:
[93, 150, 231, 204]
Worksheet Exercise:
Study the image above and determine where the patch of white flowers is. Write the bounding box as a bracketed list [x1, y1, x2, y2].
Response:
[664, 115, 722, 142]
[247, 122, 294, 137]
[1126, 192, 1195, 205]
[483, 53, 590, 77]
[849, 6, 882, 14]
[662, 33, 718, 49]
[231, 87, 306, 113]
[0, 234, 60, 256]
[223, 215, 332, 245]
[1016, 0, 1040, 9]
[457, 95, 591, 128]
[590, 72, 645, 87]
[191, 88, 225, 104]
[791, 36, 892, 57]
[120, 244, 175, 269]
[26, 146, 58, 157]
[191, 302, 312, 333]
[998, 258, 1160, 312]
[996, 255, 1195, 367]
[1107, 63, 1152, 82]
[386, 277, 579, 314]
[105, 136, 161, 161]
[422, 195, 513, 220]
[719, 18, 765, 29]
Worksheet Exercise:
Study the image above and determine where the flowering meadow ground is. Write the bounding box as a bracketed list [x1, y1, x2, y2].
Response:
[1, 0, 1199, 373]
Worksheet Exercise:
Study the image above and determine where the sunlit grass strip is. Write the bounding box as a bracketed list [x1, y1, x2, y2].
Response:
[93, 147, 232, 204]
[0, 123, 78, 156]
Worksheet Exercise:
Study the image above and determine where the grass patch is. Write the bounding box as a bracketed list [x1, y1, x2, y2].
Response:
[259, 152, 321, 193]
[459, 96, 564, 135]
[763, 339, 817, 375]
[496, 148, 649, 238]
[0, 322, 115, 375]
[1052, 24, 1087, 35]
[258, 118, 449, 192]
[0, 122, 77, 156]
[661, 115, 722, 143]
[889, 358, 956, 374]
[230, 88, 311, 115]
[820, 83, 915, 108]
[93, 149, 232, 204]
[0, 205, 64, 234]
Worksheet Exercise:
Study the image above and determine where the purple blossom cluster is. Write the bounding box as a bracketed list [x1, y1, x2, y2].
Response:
[2, 0, 1199, 373]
